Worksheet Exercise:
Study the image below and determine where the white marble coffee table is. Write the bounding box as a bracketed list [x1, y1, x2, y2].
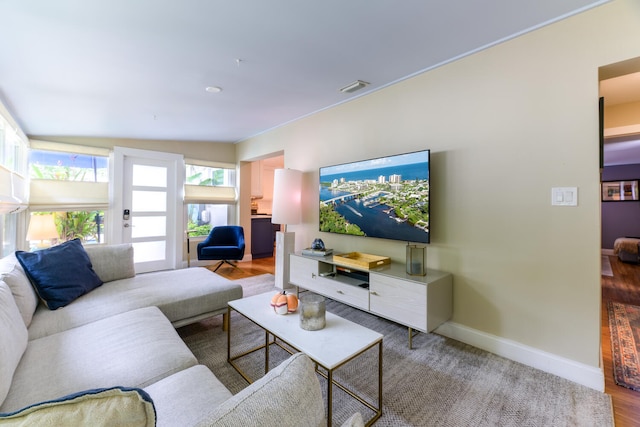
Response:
[227, 291, 383, 426]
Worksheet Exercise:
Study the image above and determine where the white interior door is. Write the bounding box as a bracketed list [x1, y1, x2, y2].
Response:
[111, 147, 183, 273]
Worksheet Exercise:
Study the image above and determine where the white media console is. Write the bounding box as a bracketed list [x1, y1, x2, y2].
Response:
[289, 252, 453, 348]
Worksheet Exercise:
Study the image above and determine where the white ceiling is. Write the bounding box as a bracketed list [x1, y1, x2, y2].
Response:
[0, 1, 609, 143]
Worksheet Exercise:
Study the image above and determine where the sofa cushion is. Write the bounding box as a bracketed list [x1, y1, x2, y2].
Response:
[0, 281, 28, 407]
[0, 253, 38, 327]
[195, 353, 326, 427]
[0, 387, 156, 427]
[0, 306, 197, 413]
[145, 365, 232, 427]
[83, 243, 136, 283]
[15, 238, 103, 310]
[27, 267, 243, 340]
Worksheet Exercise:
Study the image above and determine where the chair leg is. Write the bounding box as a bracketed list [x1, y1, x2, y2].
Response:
[212, 260, 239, 272]
[223, 260, 239, 269]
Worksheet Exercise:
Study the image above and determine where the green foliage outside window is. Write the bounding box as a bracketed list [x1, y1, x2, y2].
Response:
[186, 166, 226, 186]
[55, 211, 103, 242]
[187, 220, 211, 237]
[29, 150, 108, 182]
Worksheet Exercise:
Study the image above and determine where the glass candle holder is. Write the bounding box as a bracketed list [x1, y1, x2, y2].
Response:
[299, 293, 326, 331]
[406, 244, 426, 276]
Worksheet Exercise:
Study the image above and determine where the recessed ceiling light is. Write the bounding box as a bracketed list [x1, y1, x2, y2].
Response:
[205, 86, 222, 93]
[339, 80, 369, 93]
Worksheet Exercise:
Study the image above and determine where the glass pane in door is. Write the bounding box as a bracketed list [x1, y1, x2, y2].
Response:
[132, 216, 166, 238]
[132, 191, 167, 212]
[133, 165, 167, 187]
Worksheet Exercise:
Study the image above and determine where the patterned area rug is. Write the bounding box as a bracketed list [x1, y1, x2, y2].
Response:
[179, 274, 614, 426]
[608, 301, 640, 391]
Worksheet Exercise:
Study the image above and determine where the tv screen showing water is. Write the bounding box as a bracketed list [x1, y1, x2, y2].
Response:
[319, 149, 430, 244]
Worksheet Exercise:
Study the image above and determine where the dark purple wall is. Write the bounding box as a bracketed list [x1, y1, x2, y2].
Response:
[602, 164, 640, 248]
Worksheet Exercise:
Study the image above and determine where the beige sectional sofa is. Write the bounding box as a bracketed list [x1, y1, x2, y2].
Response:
[0, 241, 351, 426]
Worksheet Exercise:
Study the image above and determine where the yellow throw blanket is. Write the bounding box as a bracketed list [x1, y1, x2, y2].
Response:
[0, 387, 155, 427]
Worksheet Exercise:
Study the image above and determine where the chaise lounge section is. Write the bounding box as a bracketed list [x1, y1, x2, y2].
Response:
[0, 241, 353, 426]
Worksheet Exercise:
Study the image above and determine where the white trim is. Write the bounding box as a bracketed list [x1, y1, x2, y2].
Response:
[602, 248, 615, 256]
[435, 321, 605, 391]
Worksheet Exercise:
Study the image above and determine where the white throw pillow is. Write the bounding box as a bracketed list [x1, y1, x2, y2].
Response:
[0, 253, 38, 327]
[83, 244, 136, 283]
[0, 280, 28, 407]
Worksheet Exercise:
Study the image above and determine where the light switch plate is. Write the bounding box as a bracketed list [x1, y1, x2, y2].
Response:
[551, 187, 578, 206]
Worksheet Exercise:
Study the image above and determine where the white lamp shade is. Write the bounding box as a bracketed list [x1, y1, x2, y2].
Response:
[27, 214, 59, 241]
[271, 169, 302, 226]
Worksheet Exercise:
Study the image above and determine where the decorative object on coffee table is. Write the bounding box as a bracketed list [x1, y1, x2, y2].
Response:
[299, 293, 326, 331]
[270, 291, 298, 315]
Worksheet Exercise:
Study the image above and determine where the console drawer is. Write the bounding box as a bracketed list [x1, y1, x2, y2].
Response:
[369, 273, 426, 330]
[313, 275, 369, 310]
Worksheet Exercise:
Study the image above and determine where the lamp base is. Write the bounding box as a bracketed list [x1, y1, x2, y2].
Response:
[275, 231, 295, 289]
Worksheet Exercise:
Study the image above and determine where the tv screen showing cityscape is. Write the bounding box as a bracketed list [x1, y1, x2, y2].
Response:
[319, 149, 430, 243]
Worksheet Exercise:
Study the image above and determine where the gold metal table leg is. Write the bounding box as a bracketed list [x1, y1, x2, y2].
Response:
[327, 368, 333, 427]
[265, 331, 269, 374]
[226, 306, 383, 426]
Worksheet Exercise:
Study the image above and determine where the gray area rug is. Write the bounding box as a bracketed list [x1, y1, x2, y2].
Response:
[178, 274, 613, 426]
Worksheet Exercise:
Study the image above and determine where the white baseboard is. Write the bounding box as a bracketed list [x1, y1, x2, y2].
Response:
[435, 321, 605, 392]
[602, 248, 614, 256]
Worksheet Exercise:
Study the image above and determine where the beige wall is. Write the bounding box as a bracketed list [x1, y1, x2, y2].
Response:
[237, 0, 640, 373]
[605, 100, 640, 128]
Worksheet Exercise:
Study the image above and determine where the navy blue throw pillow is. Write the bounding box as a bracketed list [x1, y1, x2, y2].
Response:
[15, 239, 103, 310]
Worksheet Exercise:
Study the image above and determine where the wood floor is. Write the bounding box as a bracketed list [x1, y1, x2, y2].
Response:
[235, 254, 639, 425]
[234, 255, 276, 275]
[602, 255, 640, 426]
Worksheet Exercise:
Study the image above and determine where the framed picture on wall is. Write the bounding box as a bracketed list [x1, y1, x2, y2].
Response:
[602, 180, 640, 201]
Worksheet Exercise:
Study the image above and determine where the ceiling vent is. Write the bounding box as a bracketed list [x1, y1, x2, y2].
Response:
[339, 80, 369, 94]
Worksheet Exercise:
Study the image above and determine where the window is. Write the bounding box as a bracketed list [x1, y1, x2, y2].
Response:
[26, 210, 106, 250]
[29, 149, 108, 182]
[187, 204, 233, 236]
[185, 162, 237, 236]
[0, 106, 29, 254]
[1, 213, 17, 257]
[27, 144, 110, 248]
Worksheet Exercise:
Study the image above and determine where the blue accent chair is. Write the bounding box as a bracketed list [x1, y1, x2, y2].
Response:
[196, 226, 245, 272]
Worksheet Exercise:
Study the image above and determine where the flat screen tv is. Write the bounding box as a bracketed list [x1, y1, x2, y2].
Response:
[319, 149, 430, 243]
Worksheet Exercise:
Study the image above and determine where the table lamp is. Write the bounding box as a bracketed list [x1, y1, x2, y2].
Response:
[271, 168, 302, 289]
[27, 214, 59, 248]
